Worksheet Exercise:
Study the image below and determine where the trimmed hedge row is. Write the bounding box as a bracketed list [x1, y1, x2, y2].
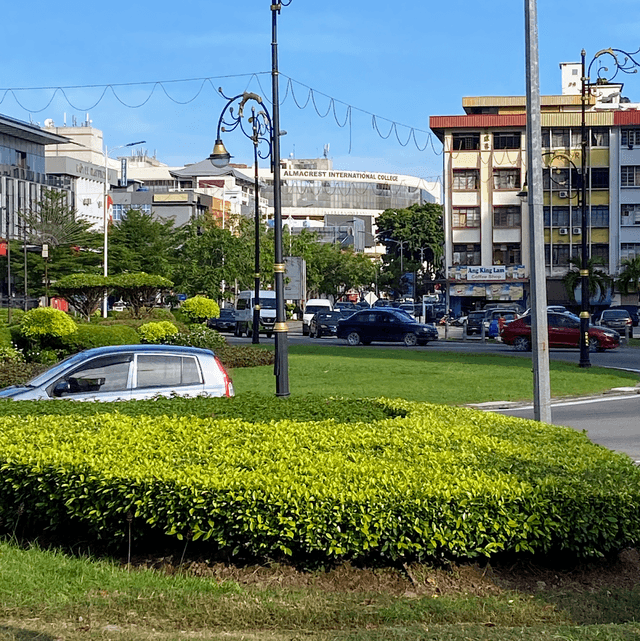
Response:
[1, 398, 639, 564]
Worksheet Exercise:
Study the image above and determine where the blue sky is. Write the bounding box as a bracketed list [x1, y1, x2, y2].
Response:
[3, 1, 640, 180]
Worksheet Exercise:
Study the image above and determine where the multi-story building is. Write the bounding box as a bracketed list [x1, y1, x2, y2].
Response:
[0, 113, 71, 303]
[255, 157, 441, 254]
[430, 62, 640, 315]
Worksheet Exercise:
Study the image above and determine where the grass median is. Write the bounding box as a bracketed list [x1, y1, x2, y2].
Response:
[230, 344, 639, 403]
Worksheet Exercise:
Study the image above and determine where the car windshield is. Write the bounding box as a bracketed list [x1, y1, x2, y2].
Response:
[306, 305, 330, 314]
[257, 298, 277, 309]
[317, 312, 340, 321]
[603, 310, 629, 318]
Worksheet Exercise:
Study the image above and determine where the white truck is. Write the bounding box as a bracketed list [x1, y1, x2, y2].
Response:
[302, 298, 333, 336]
[234, 290, 277, 338]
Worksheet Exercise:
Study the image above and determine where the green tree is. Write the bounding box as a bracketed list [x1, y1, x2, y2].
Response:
[110, 272, 174, 318]
[563, 256, 613, 307]
[376, 204, 444, 298]
[15, 190, 102, 302]
[616, 256, 640, 302]
[54, 274, 111, 321]
[108, 209, 177, 278]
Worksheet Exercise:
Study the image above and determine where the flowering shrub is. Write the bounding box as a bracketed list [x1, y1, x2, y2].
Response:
[138, 321, 179, 344]
[0, 346, 24, 363]
[180, 296, 220, 324]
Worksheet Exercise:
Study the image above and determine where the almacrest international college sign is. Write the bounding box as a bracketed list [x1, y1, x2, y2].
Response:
[282, 169, 400, 183]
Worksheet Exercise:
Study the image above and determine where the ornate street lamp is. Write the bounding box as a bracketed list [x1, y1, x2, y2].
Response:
[579, 47, 640, 367]
[210, 89, 289, 394]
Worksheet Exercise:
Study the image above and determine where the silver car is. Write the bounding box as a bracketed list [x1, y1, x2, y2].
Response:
[0, 344, 234, 401]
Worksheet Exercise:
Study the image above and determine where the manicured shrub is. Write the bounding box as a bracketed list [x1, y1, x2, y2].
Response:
[0, 399, 639, 565]
[60, 324, 140, 353]
[0, 345, 23, 363]
[166, 324, 226, 350]
[138, 321, 179, 344]
[0, 327, 13, 348]
[20, 307, 77, 339]
[216, 345, 275, 369]
[0, 361, 47, 388]
[180, 296, 220, 324]
[14, 308, 78, 362]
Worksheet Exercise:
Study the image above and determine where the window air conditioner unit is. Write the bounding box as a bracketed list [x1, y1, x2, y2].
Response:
[82, 198, 91, 205]
[559, 228, 569, 235]
[558, 191, 569, 199]
[572, 227, 582, 235]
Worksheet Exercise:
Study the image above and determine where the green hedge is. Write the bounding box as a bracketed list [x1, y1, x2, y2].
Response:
[0, 397, 639, 564]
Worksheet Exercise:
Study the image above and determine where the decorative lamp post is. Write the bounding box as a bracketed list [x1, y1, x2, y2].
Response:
[579, 47, 640, 366]
[210, 89, 289, 394]
[102, 140, 145, 317]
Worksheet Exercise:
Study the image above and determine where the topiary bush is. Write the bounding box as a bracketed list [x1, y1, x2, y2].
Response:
[138, 321, 179, 344]
[180, 296, 220, 324]
[0, 361, 48, 388]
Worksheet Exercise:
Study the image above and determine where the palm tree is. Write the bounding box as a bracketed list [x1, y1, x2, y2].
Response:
[563, 256, 613, 308]
[616, 256, 640, 303]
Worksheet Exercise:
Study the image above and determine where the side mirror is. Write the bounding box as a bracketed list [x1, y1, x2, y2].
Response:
[52, 380, 71, 397]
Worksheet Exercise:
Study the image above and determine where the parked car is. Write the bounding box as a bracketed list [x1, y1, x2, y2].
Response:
[601, 306, 639, 327]
[337, 308, 439, 346]
[596, 308, 634, 332]
[206, 307, 237, 333]
[302, 299, 333, 336]
[465, 310, 487, 335]
[0, 344, 234, 401]
[309, 310, 346, 338]
[334, 301, 357, 314]
[501, 312, 620, 352]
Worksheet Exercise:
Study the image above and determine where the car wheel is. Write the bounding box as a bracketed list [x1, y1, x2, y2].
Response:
[346, 331, 361, 346]
[302, 325, 309, 336]
[309, 328, 316, 338]
[513, 336, 531, 351]
[403, 332, 418, 347]
[588, 337, 600, 352]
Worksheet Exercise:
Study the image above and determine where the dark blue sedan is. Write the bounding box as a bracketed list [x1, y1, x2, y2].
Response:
[336, 308, 439, 346]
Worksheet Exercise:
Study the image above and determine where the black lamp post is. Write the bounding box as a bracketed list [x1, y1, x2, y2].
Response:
[580, 46, 640, 367]
[209, 89, 289, 394]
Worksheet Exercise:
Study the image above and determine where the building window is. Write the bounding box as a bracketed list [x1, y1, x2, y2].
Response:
[621, 166, 640, 187]
[621, 204, 640, 225]
[542, 128, 570, 148]
[452, 169, 479, 190]
[493, 243, 521, 265]
[493, 132, 521, 150]
[590, 244, 609, 267]
[452, 132, 480, 151]
[590, 128, 609, 147]
[590, 168, 609, 189]
[545, 244, 570, 267]
[452, 207, 480, 228]
[492, 168, 520, 190]
[589, 205, 609, 227]
[543, 168, 570, 191]
[622, 129, 640, 147]
[453, 243, 480, 265]
[493, 206, 521, 228]
[621, 243, 640, 261]
[543, 206, 570, 227]
[112, 203, 151, 222]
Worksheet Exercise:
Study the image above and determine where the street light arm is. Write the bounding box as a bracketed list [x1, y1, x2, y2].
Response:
[587, 47, 640, 84]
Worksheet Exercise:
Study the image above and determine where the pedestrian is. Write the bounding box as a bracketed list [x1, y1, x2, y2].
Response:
[498, 314, 506, 333]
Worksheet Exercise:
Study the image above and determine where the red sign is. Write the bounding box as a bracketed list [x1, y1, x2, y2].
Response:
[0, 242, 6, 257]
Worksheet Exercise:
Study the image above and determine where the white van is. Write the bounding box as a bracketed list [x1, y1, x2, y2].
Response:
[302, 298, 333, 336]
[235, 290, 277, 338]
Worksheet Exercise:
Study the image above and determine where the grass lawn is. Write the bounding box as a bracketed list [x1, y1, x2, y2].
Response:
[230, 344, 639, 404]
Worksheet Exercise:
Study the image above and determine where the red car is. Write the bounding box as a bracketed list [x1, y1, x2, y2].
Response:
[501, 312, 620, 352]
